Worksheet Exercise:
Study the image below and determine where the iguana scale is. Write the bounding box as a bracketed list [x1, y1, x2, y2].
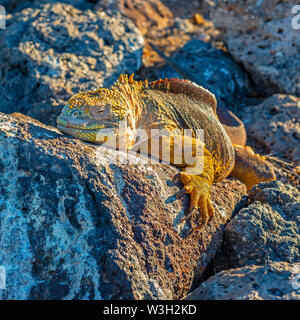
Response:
[57, 74, 276, 229]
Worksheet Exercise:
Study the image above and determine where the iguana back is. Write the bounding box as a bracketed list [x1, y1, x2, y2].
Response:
[141, 78, 235, 182]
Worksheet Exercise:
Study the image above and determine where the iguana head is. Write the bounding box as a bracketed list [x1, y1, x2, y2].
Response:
[57, 74, 143, 146]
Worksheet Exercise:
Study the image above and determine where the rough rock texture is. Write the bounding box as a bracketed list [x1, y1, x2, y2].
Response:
[97, 0, 204, 33]
[156, 38, 251, 107]
[241, 95, 300, 165]
[96, 0, 223, 72]
[0, 2, 144, 125]
[214, 181, 300, 271]
[99, 1, 250, 111]
[97, 0, 174, 36]
[211, 0, 300, 96]
[0, 112, 246, 300]
[1, 0, 95, 12]
[198, 0, 217, 18]
[186, 262, 300, 300]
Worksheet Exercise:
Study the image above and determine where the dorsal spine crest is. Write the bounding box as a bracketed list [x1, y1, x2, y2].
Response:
[115, 73, 143, 89]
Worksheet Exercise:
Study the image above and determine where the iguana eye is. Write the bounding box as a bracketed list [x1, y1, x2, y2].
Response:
[90, 105, 108, 117]
[70, 109, 81, 117]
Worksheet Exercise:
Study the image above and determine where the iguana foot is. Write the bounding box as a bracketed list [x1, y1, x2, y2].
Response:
[174, 172, 214, 228]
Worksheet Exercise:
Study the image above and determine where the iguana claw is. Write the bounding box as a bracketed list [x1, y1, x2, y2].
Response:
[172, 172, 181, 183]
[175, 184, 193, 199]
[176, 172, 214, 228]
[180, 208, 196, 223]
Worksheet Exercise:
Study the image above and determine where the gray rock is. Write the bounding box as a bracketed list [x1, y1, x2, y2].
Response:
[0, 112, 246, 300]
[211, 0, 300, 96]
[156, 38, 251, 108]
[215, 181, 300, 271]
[0, 1, 94, 12]
[241, 94, 300, 165]
[198, 0, 217, 18]
[0, 2, 144, 126]
[186, 262, 300, 300]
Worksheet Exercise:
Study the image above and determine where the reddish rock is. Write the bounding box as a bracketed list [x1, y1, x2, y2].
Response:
[97, 0, 173, 36]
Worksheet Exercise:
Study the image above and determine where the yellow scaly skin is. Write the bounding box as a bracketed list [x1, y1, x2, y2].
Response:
[57, 74, 276, 229]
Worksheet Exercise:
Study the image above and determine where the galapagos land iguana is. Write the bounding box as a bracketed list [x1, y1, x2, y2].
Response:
[57, 74, 276, 229]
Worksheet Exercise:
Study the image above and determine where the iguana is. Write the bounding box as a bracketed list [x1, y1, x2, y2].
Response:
[57, 74, 276, 229]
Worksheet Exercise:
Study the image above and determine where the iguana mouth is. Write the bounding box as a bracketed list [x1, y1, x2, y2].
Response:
[57, 123, 117, 145]
[57, 116, 106, 131]
[57, 124, 100, 133]
[57, 117, 117, 144]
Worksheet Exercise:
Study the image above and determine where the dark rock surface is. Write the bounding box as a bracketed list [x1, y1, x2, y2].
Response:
[214, 181, 300, 271]
[0, 0, 28, 12]
[0, 2, 144, 126]
[0, 112, 246, 299]
[156, 38, 251, 108]
[211, 0, 300, 96]
[186, 262, 300, 300]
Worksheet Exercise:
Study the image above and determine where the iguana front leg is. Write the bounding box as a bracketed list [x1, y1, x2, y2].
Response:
[172, 142, 215, 228]
[132, 132, 215, 228]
